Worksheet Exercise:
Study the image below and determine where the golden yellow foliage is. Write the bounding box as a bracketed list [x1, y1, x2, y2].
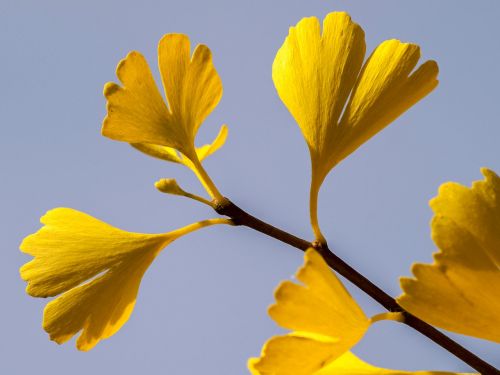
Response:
[398, 168, 500, 343]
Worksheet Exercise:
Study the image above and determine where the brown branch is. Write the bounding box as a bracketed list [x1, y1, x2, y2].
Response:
[214, 198, 499, 375]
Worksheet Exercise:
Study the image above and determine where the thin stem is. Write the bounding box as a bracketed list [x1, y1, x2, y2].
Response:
[370, 312, 405, 324]
[169, 217, 233, 239]
[190, 157, 224, 202]
[309, 175, 326, 244]
[182, 191, 214, 207]
[214, 198, 499, 375]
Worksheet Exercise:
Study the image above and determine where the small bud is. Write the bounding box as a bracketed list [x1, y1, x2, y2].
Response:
[154, 178, 213, 207]
[154, 178, 186, 196]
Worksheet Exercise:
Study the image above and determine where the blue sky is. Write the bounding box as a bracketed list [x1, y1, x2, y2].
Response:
[1, 1, 499, 373]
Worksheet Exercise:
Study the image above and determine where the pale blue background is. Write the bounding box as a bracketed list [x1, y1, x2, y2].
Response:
[1, 1, 499, 374]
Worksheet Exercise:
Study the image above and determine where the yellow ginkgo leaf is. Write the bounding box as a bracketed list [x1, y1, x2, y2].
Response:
[249, 351, 474, 375]
[194, 123, 229, 161]
[250, 249, 371, 375]
[273, 12, 438, 241]
[249, 333, 340, 375]
[398, 168, 500, 343]
[20, 208, 229, 350]
[131, 142, 184, 164]
[102, 33, 223, 162]
[132, 124, 229, 168]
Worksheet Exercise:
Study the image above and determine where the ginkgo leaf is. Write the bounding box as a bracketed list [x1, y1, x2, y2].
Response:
[398, 168, 500, 343]
[20, 208, 228, 350]
[248, 351, 474, 375]
[131, 142, 183, 164]
[249, 333, 341, 375]
[194, 124, 229, 161]
[250, 249, 371, 375]
[273, 12, 438, 241]
[131, 124, 228, 167]
[102, 33, 223, 161]
[269, 250, 368, 340]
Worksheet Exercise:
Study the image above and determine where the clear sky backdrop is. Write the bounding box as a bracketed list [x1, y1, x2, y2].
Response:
[1, 1, 499, 374]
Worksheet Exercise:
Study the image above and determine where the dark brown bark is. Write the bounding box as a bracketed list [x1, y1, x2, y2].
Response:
[215, 198, 499, 375]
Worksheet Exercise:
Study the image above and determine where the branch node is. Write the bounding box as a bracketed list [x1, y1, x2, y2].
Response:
[312, 239, 328, 251]
[213, 197, 232, 215]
